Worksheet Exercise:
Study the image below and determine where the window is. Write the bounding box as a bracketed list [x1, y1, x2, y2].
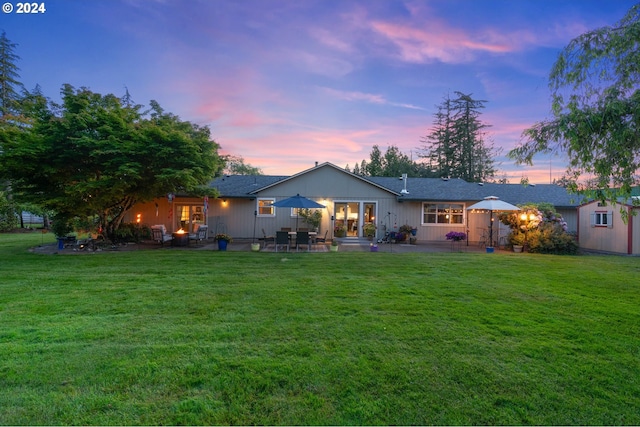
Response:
[591, 211, 613, 228]
[257, 198, 275, 216]
[423, 203, 464, 224]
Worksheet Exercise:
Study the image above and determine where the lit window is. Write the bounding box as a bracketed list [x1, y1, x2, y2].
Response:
[423, 203, 464, 224]
[257, 198, 275, 216]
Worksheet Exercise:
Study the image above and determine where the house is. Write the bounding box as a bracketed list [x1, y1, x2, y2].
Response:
[577, 198, 640, 255]
[125, 162, 580, 244]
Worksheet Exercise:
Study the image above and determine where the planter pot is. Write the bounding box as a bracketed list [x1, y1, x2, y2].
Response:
[218, 240, 228, 251]
[330, 245, 339, 252]
[251, 243, 260, 252]
[409, 237, 417, 245]
[486, 247, 495, 253]
[411, 228, 417, 236]
[513, 245, 523, 253]
[370, 245, 378, 252]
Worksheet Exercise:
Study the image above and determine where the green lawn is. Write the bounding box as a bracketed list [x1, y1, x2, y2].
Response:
[1, 232, 639, 425]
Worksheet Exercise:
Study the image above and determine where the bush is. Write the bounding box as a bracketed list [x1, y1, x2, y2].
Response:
[114, 223, 149, 243]
[501, 203, 578, 255]
[51, 214, 74, 237]
[0, 192, 19, 232]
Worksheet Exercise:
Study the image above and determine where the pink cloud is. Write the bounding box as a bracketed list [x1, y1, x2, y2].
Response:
[369, 20, 514, 64]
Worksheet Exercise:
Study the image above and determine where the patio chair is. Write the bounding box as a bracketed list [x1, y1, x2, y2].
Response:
[296, 231, 310, 252]
[261, 228, 275, 249]
[189, 224, 208, 245]
[313, 230, 328, 244]
[275, 231, 290, 252]
[151, 225, 173, 246]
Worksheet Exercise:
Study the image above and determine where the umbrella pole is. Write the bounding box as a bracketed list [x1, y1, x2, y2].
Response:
[489, 210, 493, 248]
[252, 210, 257, 243]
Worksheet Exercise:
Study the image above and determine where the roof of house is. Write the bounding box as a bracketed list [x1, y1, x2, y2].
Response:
[209, 174, 288, 198]
[208, 162, 581, 208]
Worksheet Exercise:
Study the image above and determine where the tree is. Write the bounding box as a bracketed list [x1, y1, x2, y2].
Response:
[509, 4, 640, 203]
[420, 92, 498, 182]
[366, 145, 384, 176]
[0, 31, 23, 118]
[422, 94, 455, 177]
[222, 155, 263, 175]
[0, 84, 224, 239]
[350, 145, 434, 177]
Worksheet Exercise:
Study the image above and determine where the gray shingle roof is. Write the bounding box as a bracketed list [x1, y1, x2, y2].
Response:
[209, 167, 581, 208]
[209, 175, 288, 198]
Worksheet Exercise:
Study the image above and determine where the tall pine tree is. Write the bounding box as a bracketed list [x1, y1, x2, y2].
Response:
[0, 31, 23, 118]
[420, 92, 498, 182]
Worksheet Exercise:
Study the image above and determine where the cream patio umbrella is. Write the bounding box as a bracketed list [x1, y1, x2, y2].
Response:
[467, 196, 520, 249]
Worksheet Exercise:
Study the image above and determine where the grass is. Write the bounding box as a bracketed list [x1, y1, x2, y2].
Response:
[1, 232, 639, 425]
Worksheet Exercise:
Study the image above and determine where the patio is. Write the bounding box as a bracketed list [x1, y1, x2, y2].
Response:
[32, 237, 503, 254]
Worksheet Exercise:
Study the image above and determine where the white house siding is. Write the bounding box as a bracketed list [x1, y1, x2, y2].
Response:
[578, 201, 637, 255]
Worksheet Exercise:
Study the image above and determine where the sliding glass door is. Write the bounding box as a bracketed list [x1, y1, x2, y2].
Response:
[334, 202, 377, 238]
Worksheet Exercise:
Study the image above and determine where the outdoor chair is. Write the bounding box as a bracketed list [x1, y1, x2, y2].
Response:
[261, 228, 275, 249]
[151, 225, 173, 246]
[275, 231, 290, 252]
[189, 224, 208, 245]
[296, 231, 310, 252]
[313, 230, 328, 244]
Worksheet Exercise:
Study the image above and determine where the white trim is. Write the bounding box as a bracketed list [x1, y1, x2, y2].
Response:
[257, 198, 275, 217]
[422, 202, 466, 225]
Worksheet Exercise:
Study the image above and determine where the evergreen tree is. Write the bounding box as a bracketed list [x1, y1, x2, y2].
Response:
[0, 31, 23, 118]
[420, 92, 498, 182]
[352, 145, 433, 177]
[366, 145, 384, 176]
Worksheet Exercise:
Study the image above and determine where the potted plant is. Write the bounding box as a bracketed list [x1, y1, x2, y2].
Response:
[363, 223, 376, 239]
[445, 231, 467, 242]
[51, 214, 74, 250]
[446, 231, 466, 251]
[298, 208, 322, 231]
[370, 242, 378, 252]
[334, 224, 347, 237]
[330, 239, 339, 252]
[509, 231, 526, 252]
[397, 224, 414, 242]
[215, 233, 233, 251]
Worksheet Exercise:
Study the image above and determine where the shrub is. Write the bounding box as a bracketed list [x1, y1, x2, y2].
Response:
[51, 214, 74, 237]
[114, 223, 149, 243]
[0, 192, 19, 232]
[500, 203, 578, 255]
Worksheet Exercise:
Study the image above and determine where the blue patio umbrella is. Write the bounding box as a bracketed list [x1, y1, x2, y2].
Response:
[271, 194, 326, 231]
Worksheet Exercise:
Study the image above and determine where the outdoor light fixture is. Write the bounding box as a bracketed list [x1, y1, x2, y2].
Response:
[136, 213, 141, 223]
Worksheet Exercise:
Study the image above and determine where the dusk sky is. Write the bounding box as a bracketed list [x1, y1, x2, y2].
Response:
[2, 0, 635, 181]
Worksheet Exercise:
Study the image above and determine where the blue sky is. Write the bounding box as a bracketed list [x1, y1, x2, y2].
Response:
[2, 0, 635, 181]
